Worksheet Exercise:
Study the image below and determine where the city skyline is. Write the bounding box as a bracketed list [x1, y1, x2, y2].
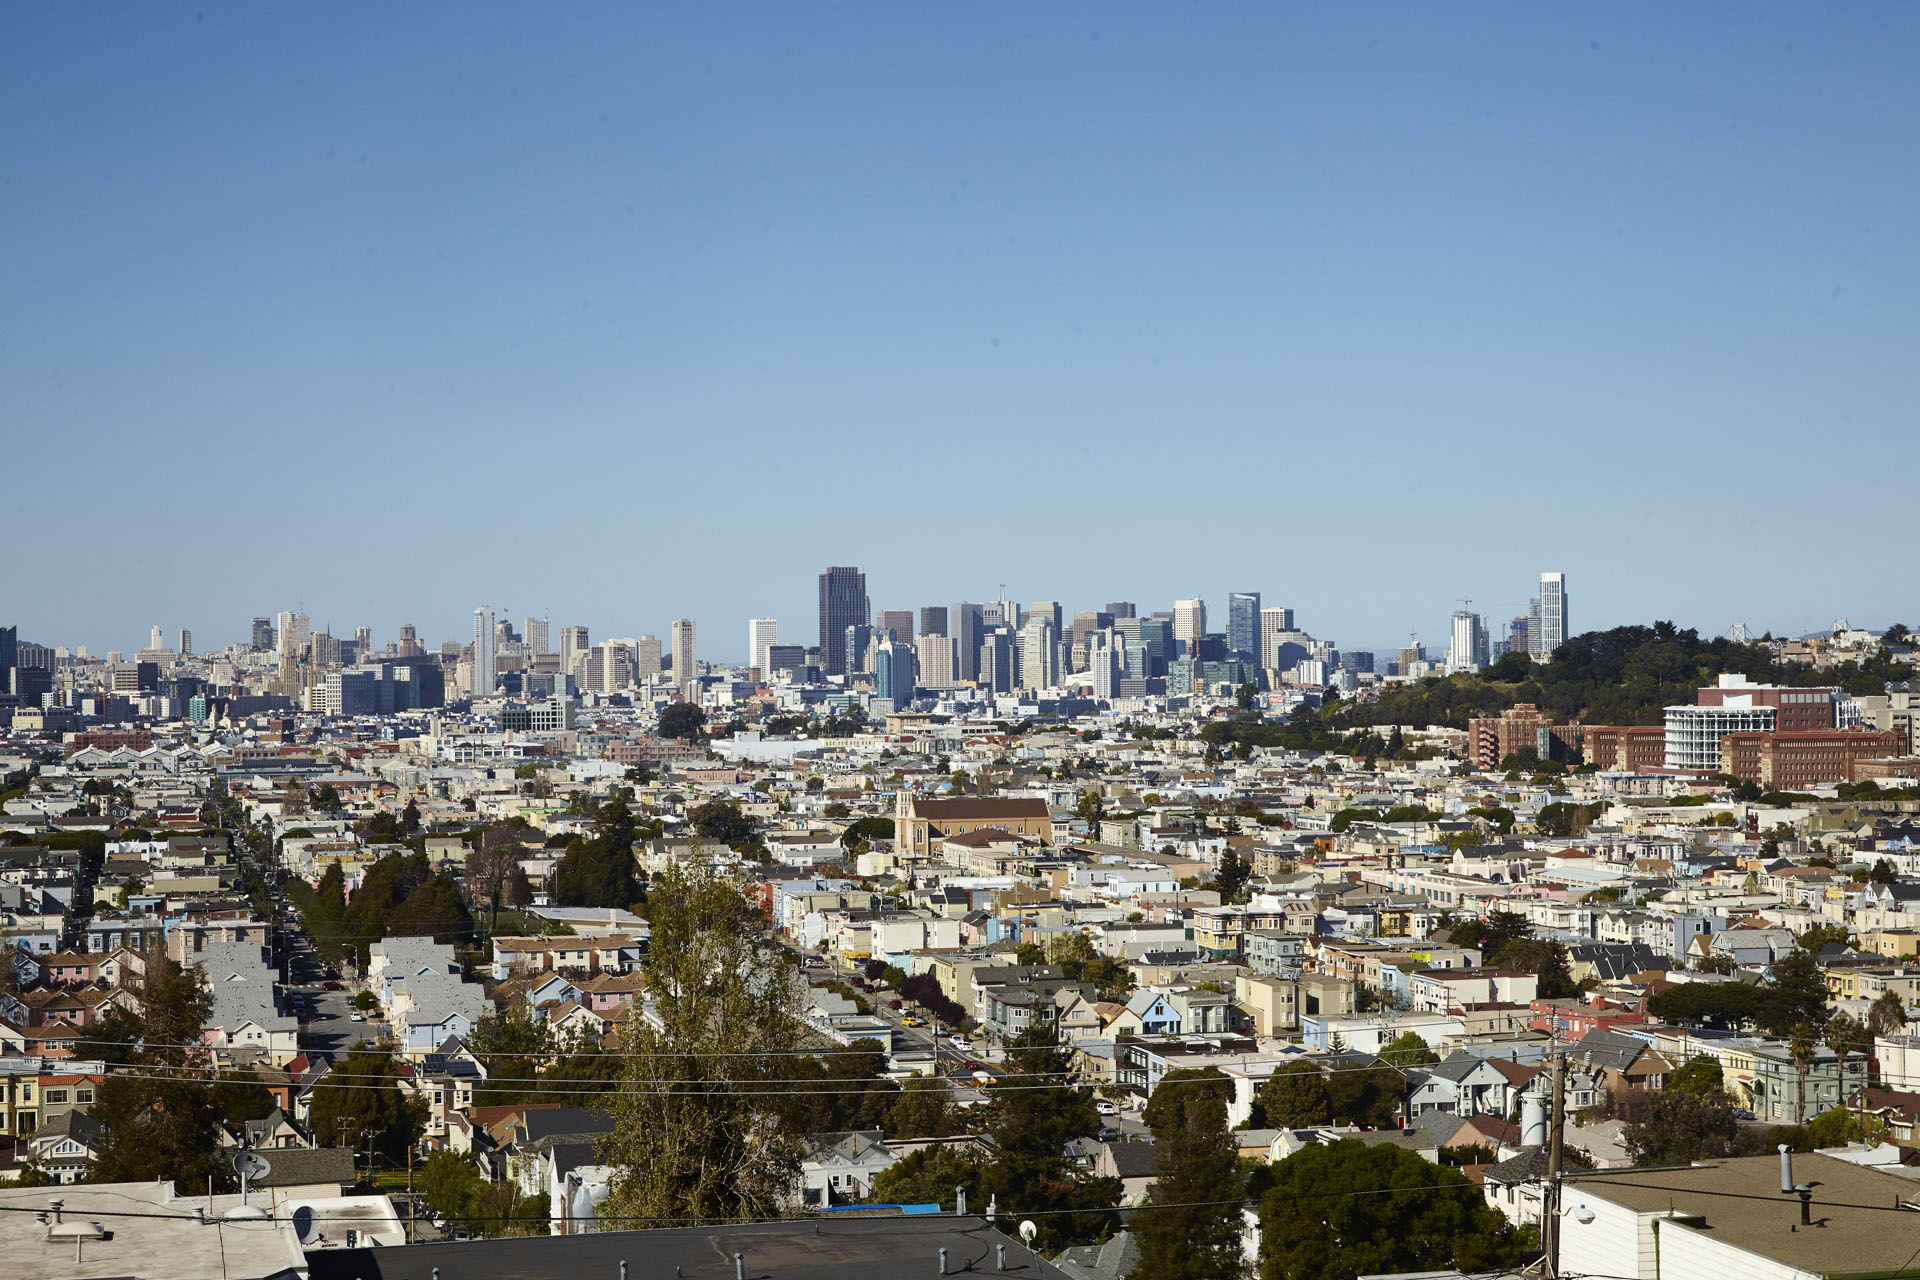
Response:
[5, 8, 1916, 655]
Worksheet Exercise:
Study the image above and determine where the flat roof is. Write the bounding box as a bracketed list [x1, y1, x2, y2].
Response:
[1565, 1152, 1920, 1274]
[0, 1181, 307, 1280]
[307, 1214, 1068, 1280]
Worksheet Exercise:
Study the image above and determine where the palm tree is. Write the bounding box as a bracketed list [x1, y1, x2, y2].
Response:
[1788, 1023, 1818, 1127]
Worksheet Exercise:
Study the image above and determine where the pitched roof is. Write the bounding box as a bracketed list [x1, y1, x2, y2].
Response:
[911, 797, 1050, 821]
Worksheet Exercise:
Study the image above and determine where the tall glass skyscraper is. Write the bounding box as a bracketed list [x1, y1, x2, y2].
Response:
[1528, 573, 1568, 659]
[818, 566, 869, 677]
[1228, 592, 1261, 658]
[472, 606, 495, 696]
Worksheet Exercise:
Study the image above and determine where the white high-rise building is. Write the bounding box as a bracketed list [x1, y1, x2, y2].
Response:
[559, 626, 589, 678]
[636, 634, 662, 679]
[1019, 616, 1058, 692]
[748, 618, 779, 676]
[1447, 608, 1488, 674]
[671, 618, 697, 684]
[149, 625, 165, 651]
[915, 633, 957, 690]
[1173, 598, 1207, 656]
[1259, 608, 1295, 670]
[1529, 572, 1568, 660]
[276, 611, 310, 663]
[524, 617, 551, 656]
[1088, 632, 1119, 701]
[472, 607, 496, 696]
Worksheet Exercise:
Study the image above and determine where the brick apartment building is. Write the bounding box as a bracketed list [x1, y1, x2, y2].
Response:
[1466, 704, 1579, 771]
[1719, 728, 1905, 789]
[1581, 725, 1667, 772]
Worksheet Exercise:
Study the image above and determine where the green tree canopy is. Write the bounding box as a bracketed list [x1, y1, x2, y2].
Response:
[307, 1049, 428, 1172]
[1624, 1089, 1740, 1165]
[983, 1024, 1119, 1252]
[1755, 949, 1829, 1038]
[658, 702, 707, 741]
[1134, 1077, 1244, 1280]
[1258, 1140, 1530, 1280]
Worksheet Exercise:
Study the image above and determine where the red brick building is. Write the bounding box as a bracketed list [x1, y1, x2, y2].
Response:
[1719, 729, 1905, 789]
[1581, 725, 1667, 772]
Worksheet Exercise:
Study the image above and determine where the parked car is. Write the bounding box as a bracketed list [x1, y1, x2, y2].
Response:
[902, 1015, 922, 1027]
[1095, 1100, 1119, 1116]
[349, 1012, 365, 1022]
[888, 999, 903, 1010]
[322, 981, 344, 991]
[1097, 1126, 1120, 1142]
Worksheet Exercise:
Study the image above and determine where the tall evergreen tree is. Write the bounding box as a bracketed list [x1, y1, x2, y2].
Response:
[1130, 1077, 1244, 1280]
[984, 1024, 1120, 1251]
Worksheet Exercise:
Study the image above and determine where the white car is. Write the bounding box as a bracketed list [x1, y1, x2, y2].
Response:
[349, 1012, 365, 1022]
[1095, 1100, 1119, 1116]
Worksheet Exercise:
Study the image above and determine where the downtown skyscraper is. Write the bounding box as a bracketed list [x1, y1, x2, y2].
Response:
[472, 606, 496, 696]
[818, 566, 869, 678]
[1529, 572, 1568, 660]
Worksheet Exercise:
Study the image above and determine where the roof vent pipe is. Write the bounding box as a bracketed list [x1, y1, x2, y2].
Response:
[735, 1252, 745, 1280]
[1779, 1144, 1794, 1195]
[939, 1247, 949, 1275]
[956, 1187, 966, 1216]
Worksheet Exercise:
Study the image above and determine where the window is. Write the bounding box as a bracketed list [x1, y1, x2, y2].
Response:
[76, 1089, 92, 1104]
[45, 1090, 67, 1104]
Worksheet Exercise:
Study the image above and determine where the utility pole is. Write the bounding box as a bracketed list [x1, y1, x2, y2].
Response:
[1545, 1050, 1567, 1278]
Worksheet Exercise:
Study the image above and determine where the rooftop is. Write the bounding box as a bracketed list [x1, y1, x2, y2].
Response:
[1566, 1152, 1920, 1274]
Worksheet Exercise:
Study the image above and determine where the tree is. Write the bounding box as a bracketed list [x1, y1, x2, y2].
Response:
[308, 1049, 428, 1174]
[1380, 1032, 1437, 1068]
[85, 951, 229, 1190]
[600, 862, 803, 1224]
[1139, 1068, 1234, 1134]
[1133, 1077, 1244, 1280]
[1235, 683, 1258, 711]
[1257, 1061, 1332, 1128]
[1755, 949, 1828, 1038]
[1805, 1105, 1864, 1148]
[552, 797, 642, 909]
[1871, 858, 1898, 886]
[1647, 981, 1758, 1030]
[690, 799, 756, 845]
[1665, 1055, 1725, 1098]
[871, 1144, 982, 1209]
[1797, 924, 1854, 955]
[1624, 1089, 1740, 1165]
[1868, 989, 1909, 1038]
[1213, 846, 1252, 904]
[1485, 937, 1576, 999]
[984, 1024, 1119, 1251]
[400, 798, 422, 835]
[473, 827, 524, 937]
[659, 702, 707, 742]
[1258, 1140, 1528, 1280]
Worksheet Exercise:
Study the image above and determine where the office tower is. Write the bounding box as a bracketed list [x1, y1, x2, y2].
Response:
[276, 611, 310, 662]
[250, 618, 274, 650]
[748, 618, 779, 675]
[1088, 633, 1119, 701]
[1509, 616, 1530, 657]
[472, 607, 496, 696]
[817, 566, 870, 677]
[874, 640, 916, 703]
[353, 625, 372, 653]
[918, 606, 948, 638]
[1019, 616, 1058, 692]
[915, 634, 956, 689]
[1398, 639, 1425, 674]
[1173, 599, 1207, 656]
[583, 641, 634, 693]
[1105, 602, 1137, 620]
[766, 644, 806, 676]
[980, 628, 1015, 695]
[179, 628, 192, 656]
[1228, 593, 1261, 658]
[559, 626, 590, 677]
[149, 625, 164, 651]
[950, 602, 983, 681]
[982, 601, 1008, 628]
[1448, 608, 1488, 673]
[1027, 602, 1063, 635]
[1259, 608, 1293, 669]
[1528, 572, 1568, 659]
[524, 618, 550, 656]
[844, 624, 875, 675]
[0, 625, 14, 672]
[1339, 651, 1375, 675]
[636, 634, 662, 677]
[877, 609, 914, 642]
[671, 618, 697, 681]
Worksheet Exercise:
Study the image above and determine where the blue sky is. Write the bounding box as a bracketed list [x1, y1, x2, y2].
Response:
[4, 5, 1915, 661]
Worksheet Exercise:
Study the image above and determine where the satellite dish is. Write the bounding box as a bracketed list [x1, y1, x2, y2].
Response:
[1018, 1220, 1037, 1244]
[291, 1206, 317, 1243]
[233, 1151, 272, 1181]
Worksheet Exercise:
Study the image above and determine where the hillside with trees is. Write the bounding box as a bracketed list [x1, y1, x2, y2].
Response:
[1335, 622, 1911, 731]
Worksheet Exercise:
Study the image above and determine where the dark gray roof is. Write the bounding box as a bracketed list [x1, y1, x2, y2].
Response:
[515, 1108, 614, 1145]
[307, 1215, 1069, 1280]
[1056, 1229, 1139, 1280]
[251, 1146, 357, 1189]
